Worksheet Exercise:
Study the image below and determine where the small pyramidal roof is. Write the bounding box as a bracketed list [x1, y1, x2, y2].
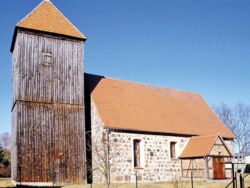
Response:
[15, 0, 86, 40]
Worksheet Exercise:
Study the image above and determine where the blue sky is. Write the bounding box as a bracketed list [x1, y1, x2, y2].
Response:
[0, 0, 250, 134]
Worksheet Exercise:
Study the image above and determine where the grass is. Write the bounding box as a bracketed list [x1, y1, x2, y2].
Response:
[0, 175, 249, 188]
[0, 178, 14, 187]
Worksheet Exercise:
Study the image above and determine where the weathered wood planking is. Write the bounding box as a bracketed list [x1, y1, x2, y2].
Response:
[12, 30, 84, 105]
[12, 29, 86, 183]
[12, 101, 85, 183]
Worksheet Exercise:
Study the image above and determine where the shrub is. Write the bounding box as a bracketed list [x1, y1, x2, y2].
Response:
[244, 164, 250, 174]
[0, 145, 4, 164]
[0, 145, 11, 177]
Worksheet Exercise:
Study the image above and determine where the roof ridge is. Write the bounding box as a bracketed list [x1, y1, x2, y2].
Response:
[85, 72, 200, 96]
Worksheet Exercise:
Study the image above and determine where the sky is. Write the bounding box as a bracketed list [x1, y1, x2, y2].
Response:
[0, 0, 250, 134]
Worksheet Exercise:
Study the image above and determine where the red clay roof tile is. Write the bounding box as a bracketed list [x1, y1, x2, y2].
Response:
[16, 0, 85, 39]
[179, 135, 232, 158]
[85, 73, 234, 139]
[179, 135, 217, 158]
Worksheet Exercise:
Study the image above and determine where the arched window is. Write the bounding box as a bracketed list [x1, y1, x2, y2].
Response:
[170, 141, 177, 159]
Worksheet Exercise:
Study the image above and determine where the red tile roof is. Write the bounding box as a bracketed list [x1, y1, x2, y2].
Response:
[85, 73, 234, 139]
[179, 135, 232, 159]
[179, 135, 217, 159]
[15, 0, 85, 39]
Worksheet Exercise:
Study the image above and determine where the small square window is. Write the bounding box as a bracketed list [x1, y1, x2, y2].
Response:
[42, 52, 52, 67]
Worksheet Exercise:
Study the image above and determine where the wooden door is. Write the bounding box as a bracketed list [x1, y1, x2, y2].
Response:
[213, 157, 225, 179]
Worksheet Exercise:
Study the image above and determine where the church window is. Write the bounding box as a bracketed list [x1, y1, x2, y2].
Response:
[133, 139, 141, 168]
[170, 141, 177, 159]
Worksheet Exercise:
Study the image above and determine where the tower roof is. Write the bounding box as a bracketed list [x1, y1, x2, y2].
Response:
[15, 0, 86, 40]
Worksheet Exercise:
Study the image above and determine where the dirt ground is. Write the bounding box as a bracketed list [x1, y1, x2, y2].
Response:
[0, 176, 249, 188]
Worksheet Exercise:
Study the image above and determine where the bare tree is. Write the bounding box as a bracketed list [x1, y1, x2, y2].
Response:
[0, 132, 11, 150]
[213, 103, 250, 153]
[0, 144, 4, 164]
[87, 130, 109, 185]
[86, 128, 121, 187]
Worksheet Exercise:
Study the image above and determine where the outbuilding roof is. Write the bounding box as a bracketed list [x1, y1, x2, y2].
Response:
[15, 0, 85, 40]
[85, 73, 234, 139]
[179, 135, 232, 159]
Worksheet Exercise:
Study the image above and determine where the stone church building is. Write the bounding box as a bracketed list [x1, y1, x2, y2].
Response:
[10, 0, 234, 186]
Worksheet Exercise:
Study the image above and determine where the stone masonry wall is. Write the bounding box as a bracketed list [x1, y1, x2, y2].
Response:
[108, 132, 189, 183]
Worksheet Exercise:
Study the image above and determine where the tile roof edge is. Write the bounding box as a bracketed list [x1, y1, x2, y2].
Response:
[99, 124, 234, 139]
[206, 134, 219, 156]
[191, 135, 218, 139]
[179, 156, 206, 159]
[10, 26, 85, 53]
[217, 134, 233, 157]
[103, 125, 198, 137]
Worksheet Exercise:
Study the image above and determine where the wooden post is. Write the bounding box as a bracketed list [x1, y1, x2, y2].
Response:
[232, 163, 235, 188]
[240, 173, 243, 188]
[181, 160, 183, 177]
[135, 171, 138, 188]
[204, 157, 209, 180]
[106, 128, 111, 185]
[191, 160, 194, 188]
[235, 172, 238, 188]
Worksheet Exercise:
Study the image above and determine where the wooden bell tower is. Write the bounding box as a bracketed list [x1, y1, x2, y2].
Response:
[11, 0, 86, 184]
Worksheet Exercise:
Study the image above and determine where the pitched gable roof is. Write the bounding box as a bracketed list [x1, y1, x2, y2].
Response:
[15, 0, 85, 40]
[85, 73, 234, 139]
[179, 135, 232, 159]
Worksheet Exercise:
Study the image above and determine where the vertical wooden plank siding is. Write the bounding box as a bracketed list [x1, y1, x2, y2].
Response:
[12, 29, 85, 183]
[12, 31, 84, 104]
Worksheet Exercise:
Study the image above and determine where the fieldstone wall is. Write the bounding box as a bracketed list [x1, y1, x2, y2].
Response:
[108, 132, 189, 183]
